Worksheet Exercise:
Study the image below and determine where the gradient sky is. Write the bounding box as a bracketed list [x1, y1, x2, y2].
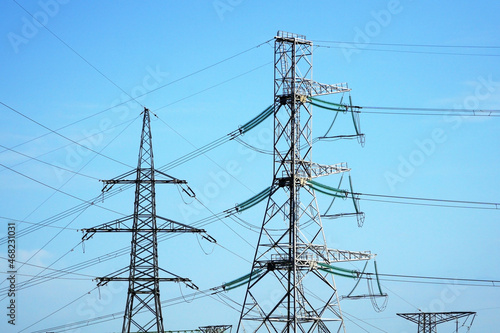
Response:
[1, 1, 499, 332]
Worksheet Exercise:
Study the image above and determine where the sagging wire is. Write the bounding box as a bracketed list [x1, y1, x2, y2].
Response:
[179, 283, 197, 304]
[341, 261, 388, 313]
[196, 233, 215, 255]
[176, 183, 196, 205]
[309, 94, 365, 146]
[309, 175, 365, 227]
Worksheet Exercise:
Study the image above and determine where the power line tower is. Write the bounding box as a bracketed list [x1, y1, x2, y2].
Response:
[82, 107, 211, 333]
[236, 31, 374, 333]
[397, 311, 476, 333]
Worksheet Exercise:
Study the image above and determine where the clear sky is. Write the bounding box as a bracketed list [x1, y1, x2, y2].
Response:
[1, 1, 499, 332]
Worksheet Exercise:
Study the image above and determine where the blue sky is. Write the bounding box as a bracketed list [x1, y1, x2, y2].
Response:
[1, 1, 499, 332]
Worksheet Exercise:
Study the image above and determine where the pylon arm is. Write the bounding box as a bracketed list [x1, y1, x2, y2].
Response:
[295, 243, 374, 263]
[96, 277, 197, 290]
[397, 311, 476, 327]
[81, 215, 207, 241]
[103, 179, 186, 185]
[95, 266, 199, 290]
[326, 248, 374, 262]
[100, 168, 188, 192]
[303, 79, 351, 97]
[258, 244, 374, 268]
[295, 161, 350, 179]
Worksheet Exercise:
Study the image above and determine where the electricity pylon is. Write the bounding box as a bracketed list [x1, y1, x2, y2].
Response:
[82, 107, 214, 333]
[397, 312, 476, 333]
[236, 31, 374, 333]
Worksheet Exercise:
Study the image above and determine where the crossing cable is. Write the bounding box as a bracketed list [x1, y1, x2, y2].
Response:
[0, 101, 133, 168]
[11, 0, 144, 109]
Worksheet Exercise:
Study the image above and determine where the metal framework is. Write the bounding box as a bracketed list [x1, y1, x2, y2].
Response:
[82, 108, 212, 333]
[199, 325, 233, 333]
[236, 31, 373, 333]
[397, 311, 476, 333]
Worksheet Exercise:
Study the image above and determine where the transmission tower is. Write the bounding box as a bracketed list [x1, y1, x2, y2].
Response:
[236, 31, 374, 333]
[82, 107, 213, 333]
[397, 311, 476, 333]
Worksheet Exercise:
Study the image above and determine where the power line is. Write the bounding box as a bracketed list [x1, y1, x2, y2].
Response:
[153, 61, 272, 112]
[356, 192, 499, 210]
[143, 39, 272, 102]
[361, 106, 500, 113]
[359, 197, 499, 210]
[0, 101, 133, 168]
[18, 286, 99, 333]
[0, 143, 100, 181]
[0, 117, 137, 175]
[0, 40, 271, 156]
[0, 255, 95, 278]
[358, 105, 500, 117]
[12, 0, 144, 109]
[0, 115, 138, 246]
[0, 216, 78, 231]
[0, 162, 126, 217]
[360, 110, 500, 117]
[313, 39, 500, 49]
[316, 44, 500, 57]
[361, 272, 500, 287]
[0, 271, 89, 281]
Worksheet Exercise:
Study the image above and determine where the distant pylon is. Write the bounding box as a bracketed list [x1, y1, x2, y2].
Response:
[397, 311, 476, 333]
[236, 31, 374, 333]
[82, 107, 214, 333]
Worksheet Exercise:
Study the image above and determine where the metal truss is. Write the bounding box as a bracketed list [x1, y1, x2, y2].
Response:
[237, 31, 373, 333]
[82, 108, 212, 333]
[397, 311, 476, 333]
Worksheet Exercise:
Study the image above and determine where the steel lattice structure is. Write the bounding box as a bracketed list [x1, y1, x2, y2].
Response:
[397, 311, 476, 333]
[236, 31, 373, 333]
[82, 108, 211, 333]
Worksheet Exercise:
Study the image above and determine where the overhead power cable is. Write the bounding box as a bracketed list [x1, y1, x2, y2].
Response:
[0, 104, 273, 244]
[355, 192, 499, 210]
[153, 62, 272, 112]
[316, 44, 500, 57]
[370, 272, 500, 286]
[0, 163, 126, 217]
[313, 39, 500, 49]
[361, 106, 500, 113]
[0, 40, 271, 156]
[12, 0, 144, 109]
[0, 143, 100, 181]
[0, 101, 133, 168]
[0, 115, 139, 247]
[142, 40, 272, 104]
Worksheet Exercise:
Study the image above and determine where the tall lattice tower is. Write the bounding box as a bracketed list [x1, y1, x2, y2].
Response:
[236, 31, 374, 333]
[82, 108, 209, 333]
